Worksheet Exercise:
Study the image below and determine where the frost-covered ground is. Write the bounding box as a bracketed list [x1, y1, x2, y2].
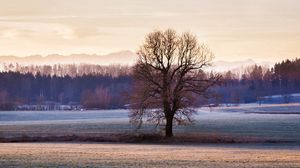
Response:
[261, 93, 300, 104]
[0, 104, 300, 167]
[0, 143, 299, 168]
[206, 103, 300, 114]
[0, 104, 299, 142]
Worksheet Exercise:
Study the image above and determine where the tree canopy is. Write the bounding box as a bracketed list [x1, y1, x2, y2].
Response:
[130, 29, 221, 137]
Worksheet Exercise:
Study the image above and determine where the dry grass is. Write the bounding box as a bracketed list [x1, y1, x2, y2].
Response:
[0, 132, 284, 144]
[0, 143, 299, 168]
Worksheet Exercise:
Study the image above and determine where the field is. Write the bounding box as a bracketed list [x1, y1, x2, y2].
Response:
[1, 103, 300, 142]
[0, 104, 300, 167]
[0, 143, 299, 168]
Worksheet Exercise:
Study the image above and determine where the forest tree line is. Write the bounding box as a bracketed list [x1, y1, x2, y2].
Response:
[0, 70, 132, 110]
[0, 58, 299, 110]
[217, 58, 300, 104]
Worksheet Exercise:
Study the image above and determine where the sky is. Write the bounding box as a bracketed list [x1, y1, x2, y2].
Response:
[0, 0, 299, 62]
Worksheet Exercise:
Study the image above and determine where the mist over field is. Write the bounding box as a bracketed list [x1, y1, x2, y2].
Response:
[1, 105, 300, 142]
[1, 105, 300, 167]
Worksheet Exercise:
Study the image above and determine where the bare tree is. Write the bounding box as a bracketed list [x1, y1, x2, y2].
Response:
[130, 29, 221, 137]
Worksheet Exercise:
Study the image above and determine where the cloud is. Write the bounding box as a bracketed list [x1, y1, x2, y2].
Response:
[0, 29, 18, 38]
[0, 27, 34, 38]
[0, 21, 77, 40]
[0, 0, 299, 62]
[53, 26, 76, 39]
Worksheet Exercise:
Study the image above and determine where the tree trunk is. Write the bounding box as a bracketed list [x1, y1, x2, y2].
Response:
[165, 115, 173, 137]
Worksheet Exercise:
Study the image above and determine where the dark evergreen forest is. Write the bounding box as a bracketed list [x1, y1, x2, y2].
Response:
[0, 58, 299, 110]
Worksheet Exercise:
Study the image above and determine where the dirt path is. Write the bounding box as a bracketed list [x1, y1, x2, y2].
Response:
[0, 143, 299, 167]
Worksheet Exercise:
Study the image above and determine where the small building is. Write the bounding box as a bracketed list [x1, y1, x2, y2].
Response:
[16, 101, 84, 111]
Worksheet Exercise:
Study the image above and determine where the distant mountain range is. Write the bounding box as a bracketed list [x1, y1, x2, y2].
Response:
[0, 50, 137, 66]
[211, 59, 274, 72]
[0, 51, 274, 71]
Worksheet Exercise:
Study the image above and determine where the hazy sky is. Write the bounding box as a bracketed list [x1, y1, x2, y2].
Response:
[0, 0, 299, 62]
